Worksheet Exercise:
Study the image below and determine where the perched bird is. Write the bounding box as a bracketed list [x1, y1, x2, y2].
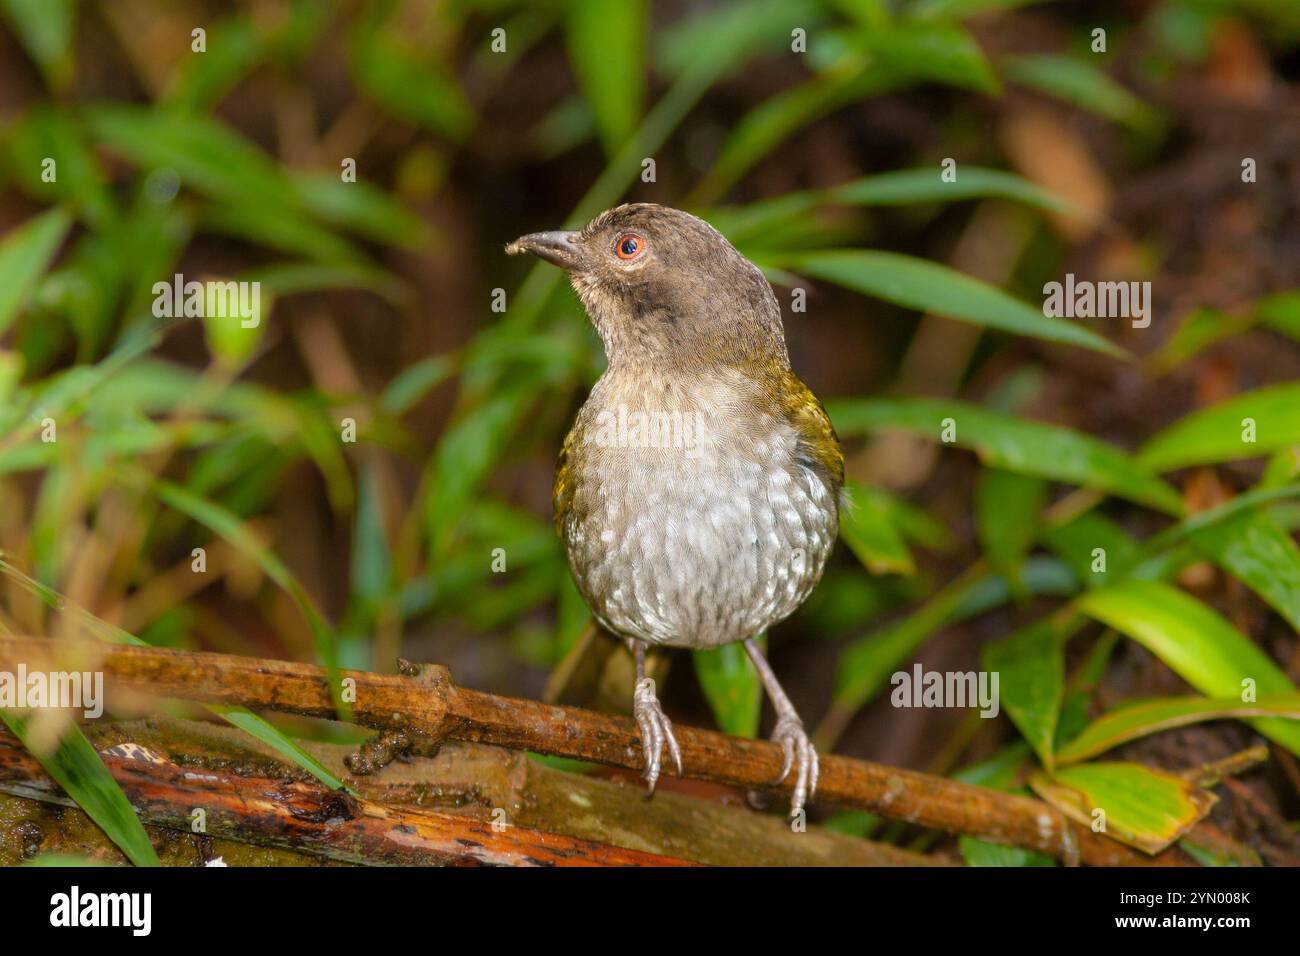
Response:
[507, 204, 842, 816]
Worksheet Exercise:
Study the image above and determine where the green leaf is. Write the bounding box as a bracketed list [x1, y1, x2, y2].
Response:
[1189, 510, 1300, 634]
[163, 14, 267, 110]
[1137, 384, 1300, 471]
[1076, 580, 1300, 755]
[1002, 54, 1161, 129]
[825, 558, 1077, 738]
[348, 10, 472, 141]
[0, 711, 159, 866]
[839, 479, 915, 575]
[857, 19, 999, 94]
[778, 250, 1127, 358]
[0, 207, 72, 336]
[290, 173, 430, 249]
[6, 107, 116, 228]
[831, 165, 1074, 213]
[205, 705, 352, 792]
[712, 166, 1075, 247]
[0, 0, 75, 90]
[694, 641, 762, 738]
[380, 354, 457, 416]
[151, 480, 349, 717]
[959, 835, 1055, 866]
[1042, 510, 1141, 587]
[1030, 762, 1215, 854]
[565, 0, 645, 156]
[975, 468, 1047, 588]
[1057, 695, 1300, 766]
[829, 397, 1184, 514]
[982, 619, 1065, 767]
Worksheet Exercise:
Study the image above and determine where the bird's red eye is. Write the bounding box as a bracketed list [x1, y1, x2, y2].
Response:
[614, 234, 644, 260]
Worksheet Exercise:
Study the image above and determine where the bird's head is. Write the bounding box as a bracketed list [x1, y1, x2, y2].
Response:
[507, 203, 788, 372]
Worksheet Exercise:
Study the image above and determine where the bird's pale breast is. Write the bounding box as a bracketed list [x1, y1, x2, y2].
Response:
[558, 370, 838, 649]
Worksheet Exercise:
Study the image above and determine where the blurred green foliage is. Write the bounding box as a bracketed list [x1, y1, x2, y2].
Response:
[0, 0, 1298, 864]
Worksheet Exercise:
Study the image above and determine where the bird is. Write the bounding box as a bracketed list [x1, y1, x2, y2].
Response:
[506, 203, 842, 817]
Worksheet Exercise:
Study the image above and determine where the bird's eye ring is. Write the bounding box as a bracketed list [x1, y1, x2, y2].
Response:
[614, 233, 645, 260]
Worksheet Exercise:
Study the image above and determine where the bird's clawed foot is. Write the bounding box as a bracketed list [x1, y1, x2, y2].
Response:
[632, 676, 682, 794]
[770, 714, 819, 818]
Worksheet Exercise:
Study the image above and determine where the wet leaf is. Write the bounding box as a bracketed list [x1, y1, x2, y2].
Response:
[1057, 695, 1300, 766]
[829, 397, 1184, 514]
[1137, 383, 1300, 471]
[781, 251, 1127, 358]
[1030, 762, 1215, 854]
[1076, 580, 1300, 755]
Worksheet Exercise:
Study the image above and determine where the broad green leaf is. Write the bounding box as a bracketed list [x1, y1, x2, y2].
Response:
[1042, 510, 1141, 587]
[975, 468, 1047, 588]
[1189, 510, 1300, 633]
[0, 207, 72, 336]
[6, 107, 116, 228]
[1145, 307, 1248, 375]
[1257, 291, 1300, 343]
[959, 835, 1055, 866]
[380, 355, 457, 416]
[693, 66, 895, 207]
[829, 397, 1184, 514]
[202, 280, 270, 367]
[856, 19, 999, 94]
[982, 619, 1065, 767]
[1076, 580, 1300, 755]
[824, 557, 1077, 743]
[0, 0, 75, 90]
[1002, 54, 1160, 129]
[291, 173, 430, 249]
[779, 251, 1127, 358]
[832, 165, 1073, 213]
[953, 742, 1054, 866]
[0, 711, 159, 866]
[1030, 762, 1215, 854]
[1138, 384, 1300, 471]
[1057, 695, 1300, 766]
[566, 0, 645, 157]
[163, 14, 266, 110]
[840, 479, 915, 575]
[712, 166, 1075, 246]
[348, 10, 472, 140]
[694, 641, 762, 738]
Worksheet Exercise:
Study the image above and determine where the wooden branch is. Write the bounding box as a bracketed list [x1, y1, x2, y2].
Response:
[0, 730, 691, 867]
[0, 637, 1193, 866]
[0, 716, 940, 866]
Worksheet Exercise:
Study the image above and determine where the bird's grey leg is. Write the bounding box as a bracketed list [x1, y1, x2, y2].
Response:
[629, 638, 682, 793]
[744, 638, 819, 817]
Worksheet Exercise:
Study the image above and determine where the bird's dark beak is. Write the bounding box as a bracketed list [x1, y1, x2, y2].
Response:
[505, 230, 584, 270]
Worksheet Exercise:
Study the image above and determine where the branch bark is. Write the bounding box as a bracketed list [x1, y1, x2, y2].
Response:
[0, 636, 1194, 866]
[0, 729, 691, 866]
